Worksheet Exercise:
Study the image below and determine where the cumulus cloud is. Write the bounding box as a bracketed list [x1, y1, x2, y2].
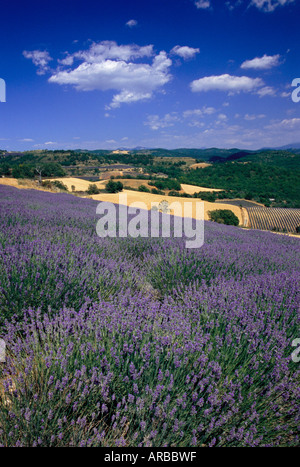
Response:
[23, 50, 52, 75]
[244, 113, 266, 120]
[225, 0, 243, 10]
[183, 109, 204, 118]
[183, 106, 216, 118]
[171, 45, 200, 60]
[190, 74, 264, 94]
[250, 0, 295, 12]
[256, 86, 276, 97]
[63, 41, 154, 65]
[48, 41, 172, 108]
[144, 113, 180, 130]
[241, 54, 281, 69]
[126, 19, 138, 28]
[194, 0, 211, 9]
[265, 118, 300, 130]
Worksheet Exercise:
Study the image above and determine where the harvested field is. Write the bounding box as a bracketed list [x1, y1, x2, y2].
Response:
[90, 189, 243, 224]
[0, 177, 242, 223]
[0, 177, 53, 191]
[180, 184, 223, 194]
[44, 177, 105, 191]
[247, 207, 300, 233]
[190, 162, 211, 169]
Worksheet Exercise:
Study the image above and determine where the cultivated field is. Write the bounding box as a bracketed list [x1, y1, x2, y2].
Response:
[190, 162, 211, 169]
[247, 207, 300, 233]
[0, 184, 299, 447]
[0, 177, 51, 191]
[180, 184, 222, 194]
[90, 189, 244, 224]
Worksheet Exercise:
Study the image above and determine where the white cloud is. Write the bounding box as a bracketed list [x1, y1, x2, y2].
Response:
[126, 19, 138, 28]
[183, 106, 216, 118]
[244, 113, 266, 120]
[19, 138, 34, 142]
[195, 0, 211, 9]
[71, 41, 154, 64]
[144, 113, 180, 130]
[171, 45, 200, 60]
[58, 55, 75, 66]
[48, 42, 172, 108]
[23, 50, 52, 75]
[183, 109, 203, 118]
[250, 0, 295, 12]
[225, 0, 243, 10]
[109, 90, 153, 108]
[190, 74, 264, 93]
[203, 106, 217, 115]
[241, 54, 281, 69]
[256, 86, 276, 97]
[265, 118, 300, 131]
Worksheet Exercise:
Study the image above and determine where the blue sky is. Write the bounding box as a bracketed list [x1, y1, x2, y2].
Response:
[0, 0, 300, 151]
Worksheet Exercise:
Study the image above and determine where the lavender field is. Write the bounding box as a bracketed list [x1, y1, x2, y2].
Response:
[0, 184, 299, 447]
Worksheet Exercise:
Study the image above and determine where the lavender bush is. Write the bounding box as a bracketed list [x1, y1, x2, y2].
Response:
[0, 185, 299, 447]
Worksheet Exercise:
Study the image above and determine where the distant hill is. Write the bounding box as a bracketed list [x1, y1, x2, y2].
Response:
[242, 150, 300, 170]
[209, 151, 252, 163]
[261, 143, 300, 153]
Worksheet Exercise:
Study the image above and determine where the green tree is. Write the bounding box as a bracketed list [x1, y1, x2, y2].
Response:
[208, 209, 239, 226]
[138, 185, 150, 193]
[105, 180, 123, 193]
[87, 184, 100, 195]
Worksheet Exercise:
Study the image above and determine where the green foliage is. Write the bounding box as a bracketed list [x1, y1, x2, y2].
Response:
[41, 180, 68, 191]
[181, 161, 300, 208]
[87, 184, 100, 195]
[52, 180, 68, 191]
[41, 180, 52, 189]
[11, 162, 65, 179]
[41, 162, 66, 177]
[138, 185, 150, 193]
[105, 180, 123, 193]
[0, 162, 10, 176]
[151, 188, 163, 195]
[193, 191, 217, 202]
[12, 164, 35, 179]
[208, 209, 239, 226]
[242, 151, 300, 170]
[2, 149, 299, 208]
[149, 179, 181, 191]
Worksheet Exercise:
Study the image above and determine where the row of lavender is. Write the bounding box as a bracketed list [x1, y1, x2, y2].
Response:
[0, 185, 299, 447]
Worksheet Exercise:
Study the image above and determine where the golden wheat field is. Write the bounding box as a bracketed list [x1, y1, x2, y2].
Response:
[0, 177, 244, 224]
[90, 189, 244, 223]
